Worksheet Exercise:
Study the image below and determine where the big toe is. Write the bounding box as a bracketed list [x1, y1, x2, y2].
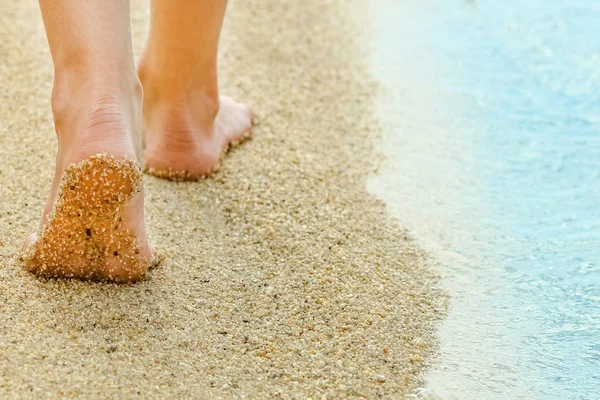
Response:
[21, 233, 37, 252]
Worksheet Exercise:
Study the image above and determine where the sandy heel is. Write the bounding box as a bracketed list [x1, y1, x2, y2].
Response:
[23, 154, 151, 282]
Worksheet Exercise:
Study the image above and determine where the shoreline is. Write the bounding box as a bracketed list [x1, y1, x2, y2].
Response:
[0, 0, 445, 397]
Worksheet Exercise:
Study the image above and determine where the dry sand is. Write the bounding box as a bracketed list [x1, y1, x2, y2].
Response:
[0, 0, 445, 398]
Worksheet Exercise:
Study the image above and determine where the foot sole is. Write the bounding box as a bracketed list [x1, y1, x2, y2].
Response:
[23, 154, 152, 282]
[144, 126, 253, 182]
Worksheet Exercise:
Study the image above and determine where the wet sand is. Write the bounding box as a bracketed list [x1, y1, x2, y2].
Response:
[0, 0, 445, 397]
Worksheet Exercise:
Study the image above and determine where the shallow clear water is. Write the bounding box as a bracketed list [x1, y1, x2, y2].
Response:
[367, 0, 600, 398]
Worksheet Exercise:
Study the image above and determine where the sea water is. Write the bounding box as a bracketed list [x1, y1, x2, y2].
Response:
[367, 0, 600, 398]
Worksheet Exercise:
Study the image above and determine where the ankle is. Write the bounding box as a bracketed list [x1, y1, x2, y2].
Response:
[141, 84, 220, 139]
[138, 57, 220, 123]
[51, 68, 142, 124]
[50, 71, 143, 161]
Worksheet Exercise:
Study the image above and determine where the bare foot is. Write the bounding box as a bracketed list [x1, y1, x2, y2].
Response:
[140, 75, 253, 181]
[22, 88, 154, 282]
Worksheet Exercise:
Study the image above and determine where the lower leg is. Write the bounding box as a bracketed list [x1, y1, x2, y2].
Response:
[42, 0, 142, 159]
[139, 0, 253, 180]
[23, 0, 152, 281]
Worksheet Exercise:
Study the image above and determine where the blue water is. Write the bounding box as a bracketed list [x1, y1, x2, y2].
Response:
[367, 0, 600, 398]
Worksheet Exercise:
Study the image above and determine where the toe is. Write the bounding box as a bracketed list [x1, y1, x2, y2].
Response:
[21, 233, 37, 252]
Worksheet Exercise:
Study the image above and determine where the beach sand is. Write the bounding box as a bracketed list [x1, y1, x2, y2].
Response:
[0, 0, 445, 397]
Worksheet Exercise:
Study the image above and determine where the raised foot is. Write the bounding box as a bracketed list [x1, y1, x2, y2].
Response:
[144, 96, 254, 181]
[22, 154, 153, 282]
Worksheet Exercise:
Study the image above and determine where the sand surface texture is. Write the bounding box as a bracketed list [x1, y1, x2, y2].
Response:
[0, 0, 444, 398]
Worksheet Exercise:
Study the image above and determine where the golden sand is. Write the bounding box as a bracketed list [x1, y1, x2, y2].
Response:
[0, 0, 445, 397]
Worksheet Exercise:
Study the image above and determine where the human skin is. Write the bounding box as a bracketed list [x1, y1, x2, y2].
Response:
[22, 0, 253, 281]
[140, 0, 253, 180]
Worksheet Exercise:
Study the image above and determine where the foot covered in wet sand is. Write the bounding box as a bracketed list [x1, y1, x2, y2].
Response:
[143, 95, 254, 181]
[21, 86, 154, 282]
[22, 154, 154, 282]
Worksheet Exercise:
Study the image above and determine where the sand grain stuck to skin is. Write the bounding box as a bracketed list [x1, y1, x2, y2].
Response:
[0, 0, 445, 397]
